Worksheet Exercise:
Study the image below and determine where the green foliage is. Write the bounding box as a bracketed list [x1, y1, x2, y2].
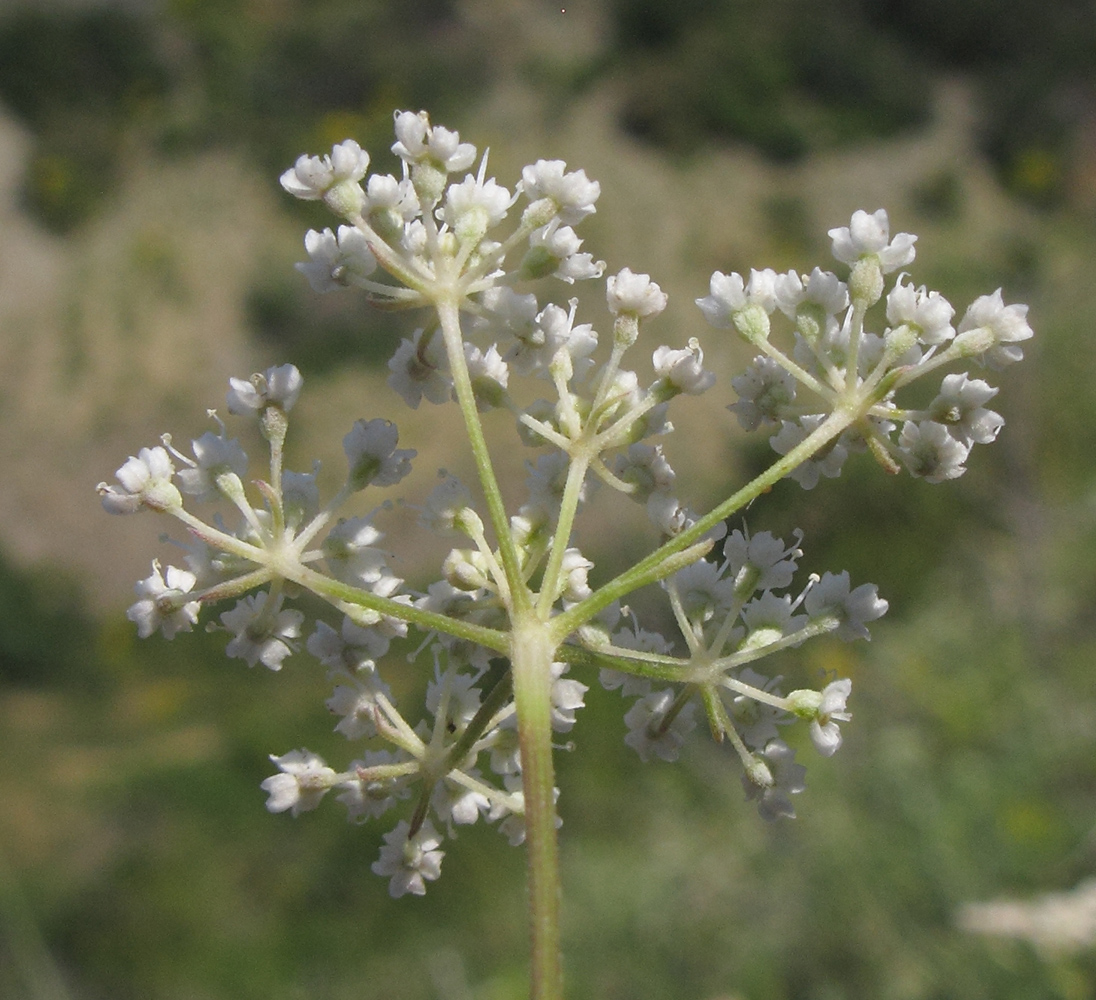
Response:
[603, 0, 1096, 204]
[0, 1, 491, 231]
[0, 553, 95, 686]
[246, 273, 415, 376]
[606, 0, 930, 160]
[0, 8, 168, 230]
[9, 567, 1093, 998]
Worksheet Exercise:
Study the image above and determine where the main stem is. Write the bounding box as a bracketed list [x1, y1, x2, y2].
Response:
[434, 292, 563, 997]
[510, 615, 563, 1000]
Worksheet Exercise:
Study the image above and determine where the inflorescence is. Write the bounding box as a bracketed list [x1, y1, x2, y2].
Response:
[99, 110, 1032, 897]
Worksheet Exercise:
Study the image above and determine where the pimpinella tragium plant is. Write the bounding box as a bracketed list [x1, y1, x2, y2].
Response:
[98, 110, 1033, 1000]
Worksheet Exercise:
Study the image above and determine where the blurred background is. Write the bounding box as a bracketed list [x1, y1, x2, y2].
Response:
[2, 0, 1096, 997]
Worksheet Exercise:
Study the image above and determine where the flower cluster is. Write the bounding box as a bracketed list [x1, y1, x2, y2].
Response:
[592, 527, 883, 819]
[701, 209, 1031, 488]
[97, 112, 1031, 901]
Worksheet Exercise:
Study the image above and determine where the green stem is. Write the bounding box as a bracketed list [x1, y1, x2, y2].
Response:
[436, 297, 529, 611]
[549, 408, 856, 644]
[510, 615, 563, 1000]
[287, 563, 508, 652]
[536, 454, 590, 619]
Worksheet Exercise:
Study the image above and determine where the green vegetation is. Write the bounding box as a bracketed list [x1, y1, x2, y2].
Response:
[0, 1, 489, 232]
[1, 0, 1092, 233]
[604, 0, 1096, 204]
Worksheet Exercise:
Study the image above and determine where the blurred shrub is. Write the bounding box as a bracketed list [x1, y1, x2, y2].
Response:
[0, 8, 169, 230]
[603, 0, 1096, 206]
[0, 552, 95, 686]
[246, 273, 415, 376]
[606, 0, 930, 161]
[0, 1, 491, 231]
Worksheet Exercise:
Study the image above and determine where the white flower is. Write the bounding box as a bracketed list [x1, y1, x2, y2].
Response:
[280, 139, 370, 214]
[652, 338, 715, 395]
[280, 467, 319, 529]
[723, 528, 802, 595]
[484, 722, 522, 777]
[326, 670, 394, 740]
[371, 819, 445, 897]
[175, 428, 248, 501]
[612, 443, 676, 503]
[858, 329, 922, 374]
[503, 299, 597, 378]
[623, 688, 697, 762]
[927, 373, 1004, 446]
[728, 357, 797, 432]
[261, 749, 337, 816]
[520, 159, 601, 225]
[774, 267, 848, 319]
[419, 474, 475, 536]
[828, 209, 916, 272]
[321, 515, 388, 586]
[400, 218, 428, 256]
[221, 592, 304, 670]
[696, 268, 780, 328]
[226, 364, 303, 415]
[886, 276, 955, 346]
[494, 774, 562, 846]
[523, 220, 604, 283]
[442, 172, 513, 236]
[338, 749, 411, 823]
[898, 420, 971, 483]
[127, 560, 200, 639]
[387, 328, 451, 409]
[809, 679, 852, 756]
[481, 285, 540, 336]
[308, 615, 394, 670]
[956, 288, 1034, 369]
[98, 446, 180, 514]
[432, 774, 491, 831]
[803, 571, 888, 641]
[770, 417, 849, 489]
[551, 662, 588, 732]
[600, 623, 671, 697]
[606, 268, 667, 318]
[463, 342, 510, 411]
[525, 452, 593, 520]
[558, 548, 594, 603]
[646, 493, 691, 537]
[343, 418, 416, 490]
[391, 110, 476, 172]
[295, 226, 377, 293]
[670, 560, 736, 627]
[364, 173, 420, 218]
[724, 668, 787, 750]
[426, 668, 482, 730]
[740, 592, 808, 649]
[743, 739, 806, 821]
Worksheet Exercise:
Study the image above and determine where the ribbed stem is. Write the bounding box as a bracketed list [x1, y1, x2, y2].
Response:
[510, 615, 563, 1000]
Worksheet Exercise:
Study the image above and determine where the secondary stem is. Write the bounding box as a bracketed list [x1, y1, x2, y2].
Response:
[436, 297, 529, 611]
[549, 407, 856, 643]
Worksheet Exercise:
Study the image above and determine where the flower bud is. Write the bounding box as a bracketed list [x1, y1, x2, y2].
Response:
[849, 256, 884, 306]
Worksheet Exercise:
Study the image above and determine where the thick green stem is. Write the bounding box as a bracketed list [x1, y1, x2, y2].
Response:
[510, 616, 563, 1000]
